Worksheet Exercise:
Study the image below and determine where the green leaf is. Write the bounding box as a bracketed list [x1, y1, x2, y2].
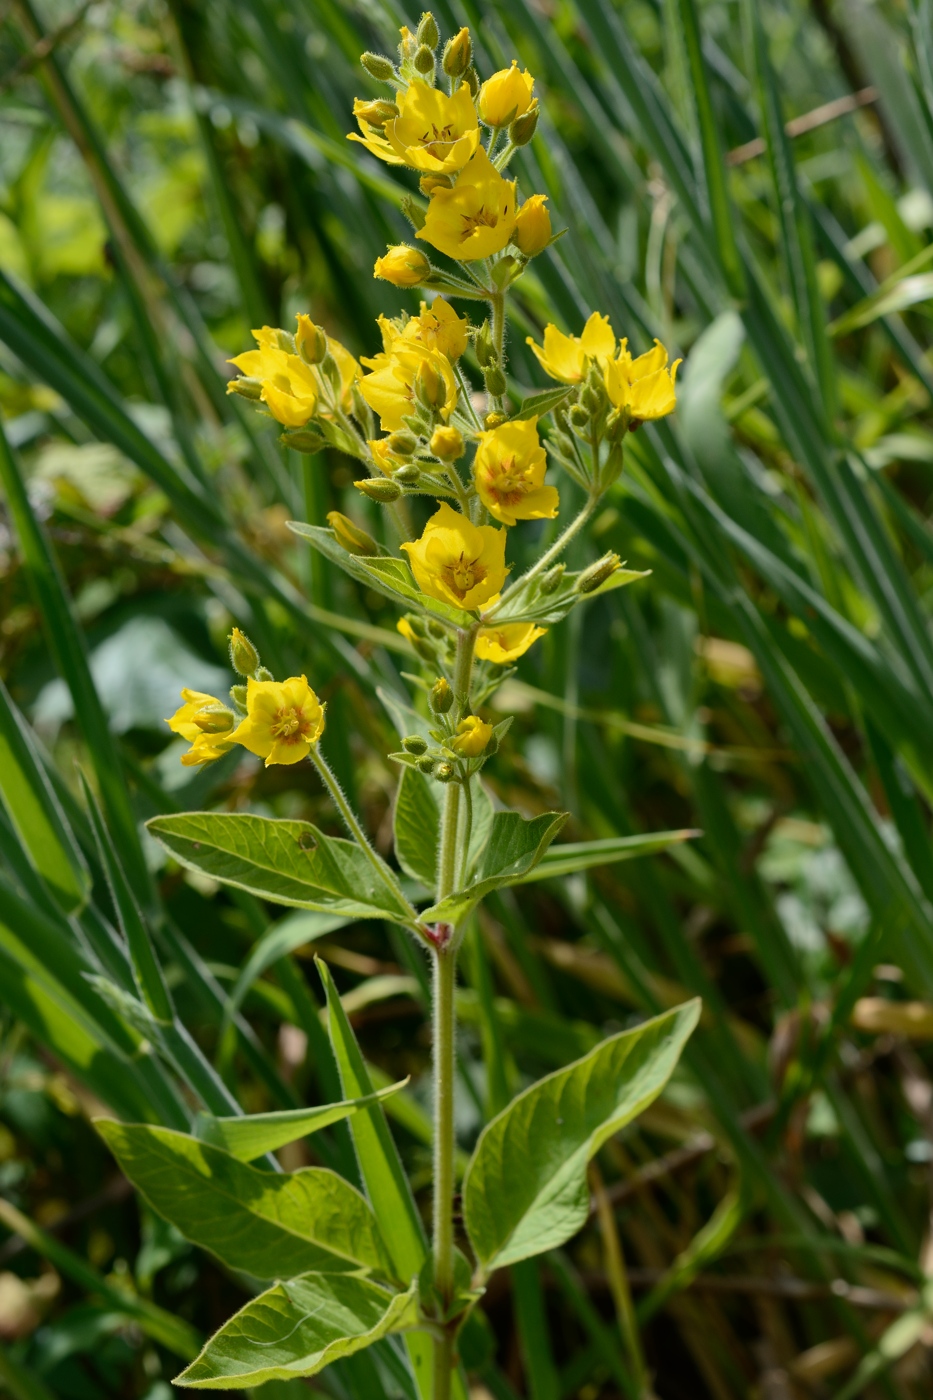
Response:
[514, 830, 699, 883]
[192, 1080, 409, 1161]
[174, 1274, 420, 1389]
[287, 522, 472, 628]
[422, 811, 568, 925]
[0, 680, 89, 916]
[95, 1121, 396, 1281]
[463, 1001, 700, 1273]
[222, 911, 352, 1031]
[147, 813, 413, 922]
[514, 386, 574, 420]
[393, 766, 439, 890]
[316, 959, 428, 1283]
[829, 272, 933, 336]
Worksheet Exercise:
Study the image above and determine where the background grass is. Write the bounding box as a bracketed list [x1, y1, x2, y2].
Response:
[3, 0, 933, 1395]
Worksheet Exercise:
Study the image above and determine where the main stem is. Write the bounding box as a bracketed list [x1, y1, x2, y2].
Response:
[431, 627, 477, 1399]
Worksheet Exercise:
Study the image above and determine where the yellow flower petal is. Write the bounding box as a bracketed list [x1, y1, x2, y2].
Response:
[228, 675, 325, 767]
[400, 501, 508, 611]
[473, 418, 558, 526]
[526, 312, 616, 384]
[419, 149, 517, 262]
[475, 622, 546, 663]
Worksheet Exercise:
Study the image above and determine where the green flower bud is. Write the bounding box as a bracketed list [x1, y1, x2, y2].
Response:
[540, 563, 566, 594]
[416, 754, 436, 775]
[413, 44, 435, 76]
[509, 101, 539, 147]
[403, 734, 429, 754]
[327, 510, 379, 557]
[416, 12, 439, 50]
[464, 65, 480, 97]
[193, 704, 235, 735]
[427, 620, 446, 638]
[393, 463, 421, 486]
[484, 411, 508, 429]
[435, 762, 455, 782]
[229, 627, 260, 677]
[256, 666, 274, 683]
[361, 51, 396, 81]
[569, 403, 590, 429]
[388, 430, 419, 456]
[282, 428, 326, 454]
[575, 552, 621, 594]
[484, 365, 508, 397]
[430, 677, 454, 713]
[474, 320, 495, 367]
[230, 684, 248, 713]
[227, 375, 263, 400]
[355, 476, 402, 502]
[401, 193, 427, 231]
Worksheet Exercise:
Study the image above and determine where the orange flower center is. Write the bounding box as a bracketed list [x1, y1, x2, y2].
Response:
[484, 453, 530, 505]
[460, 204, 500, 240]
[271, 706, 312, 743]
[418, 122, 457, 156]
[443, 551, 484, 599]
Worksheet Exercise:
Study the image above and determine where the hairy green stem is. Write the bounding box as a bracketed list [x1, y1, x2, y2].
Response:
[490, 290, 507, 413]
[431, 627, 477, 1398]
[484, 493, 602, 619]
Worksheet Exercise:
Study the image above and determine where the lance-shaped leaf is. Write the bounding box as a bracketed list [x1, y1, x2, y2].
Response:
[0, 679, 89, 916]
[421, 811, 568, 925]
[147, 813, 413, 922]
[287, 522, 473, 628]
[514, 386, 574, 420]
[463, 1001, 700, 1273]
[393, 769, 494, 894]
[175, 1273, 420, 1389]
[193, 1080, 409, 1161]
[513, 829, 699, 883]
[96, 1121, 396, 1282]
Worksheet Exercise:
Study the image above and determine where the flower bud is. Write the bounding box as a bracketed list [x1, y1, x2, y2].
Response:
[483, 411, 508, 429]
[575, 552, 621, 594]
[295, 314, 328, 365]
[569, 403, 590, 429]
[430, 425, 464, 460]
[484, 364, 508, 397]
[452, 715, 494, 757]
[283, 428, 326, 454]
[361, 51, 396, 81]
[478, 62, 534, 127]
[229, 627, 260, 677]
[435, 762, 455, 782]
[393, 463, 421, 486]
[327, 510, 380, 556]
[442, 28, 472, 78]
[388, 429, 419, 456]
[510, 101, 539, 147]
[427, 620, 446, 638]
[474, 320, 495, 367]
[413, 44, 435, 76]
[193, 704, 235, 735]
[256, 666, 274, 683]
[230, 684, 248, 713]
[415, 358, 448, 412]
[226, 375, 263, 400]
[403, 734, 429, 754]
[374, 245, 431, 287]
[416, 754, 436, 775]
[580, 380, 605, 415]
[419, 173, 453, 196]
[355, 476, 402, 502]
[513, 193, 551, 256]
[430, 677, 454, 713]
[416, 11, 439, 48]
[273, 329, 296, 353]
[464, 66, 480, 97]
[353, 97, 398, 128]
[540, 562, 566, 594]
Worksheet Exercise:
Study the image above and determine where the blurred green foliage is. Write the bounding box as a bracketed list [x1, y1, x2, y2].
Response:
[4, 0, 933, 1395]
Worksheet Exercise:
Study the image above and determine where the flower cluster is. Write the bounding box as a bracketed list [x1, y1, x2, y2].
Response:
[203, 13, 683, 774]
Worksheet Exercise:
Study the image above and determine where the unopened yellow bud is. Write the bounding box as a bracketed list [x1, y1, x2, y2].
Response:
[513, 194, 551, 256]
[453, 714, 494, 757]
[414, 358, 447, 411]
[352, 97, 399, 128]
[484, 411, 508, 429]
[419, 173, 453, 197]
[327, 511, 379, 556]
[430, 677, 454, 713]
[295, 314, 328, 364]
[226, 375, 263, 400]
[355, 476, 403, 502]
[442, 27, 472, 78]
[374, 245, 432, 287]
[229, 627, 260, 677]
[478, 61, 534, 127]
[430, 425, 464, 460]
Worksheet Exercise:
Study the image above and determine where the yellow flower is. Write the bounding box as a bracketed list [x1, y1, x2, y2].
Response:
[475, 621, 546, 664]
[604, 340, 681, 422]
[401, 501, 508, 611]
[349, 81, 480, 174]
[513, 194, 551, 257]
[328, 337, 362, 411]
[228, 675, 325, 767]
[375, 299, 469, 362]
[525, 312, 617, 384]
[430, 424, 464, 460]
[396, 618, 418, 644]
[369, 438, 406, 475]
[419, 149, 517, 262]
[374, 245, 432, 287]
[228, 331, 319, 428]
[478, 62, 535, 127]
[452, 715, 494, 757]
[473, 418, 559, 526]
[358, 345, 458, 431]
[166, 689, 235, 767]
